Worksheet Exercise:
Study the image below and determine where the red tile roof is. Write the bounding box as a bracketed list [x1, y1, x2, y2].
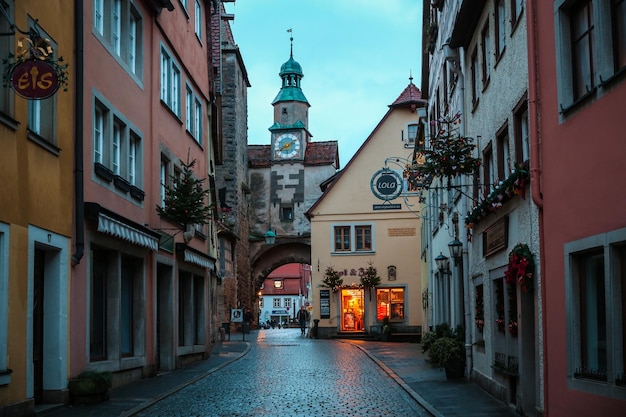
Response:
[248, 141, 339, 168]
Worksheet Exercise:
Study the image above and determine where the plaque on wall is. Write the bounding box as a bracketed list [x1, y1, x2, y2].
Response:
[483, 216, 508, 257]
[319, 290, 330, 319]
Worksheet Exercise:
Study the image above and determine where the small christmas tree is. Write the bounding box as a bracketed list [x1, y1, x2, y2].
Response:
[360, 261, 381, 301]
[322, 266, 343, 293]
[156, 158, 213, 230]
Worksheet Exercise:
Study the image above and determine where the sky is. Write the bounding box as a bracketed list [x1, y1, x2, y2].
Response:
[226, 0, 424, 168]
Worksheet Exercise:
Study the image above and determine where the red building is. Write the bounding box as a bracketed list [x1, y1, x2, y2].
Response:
[530, 0, 626, 415]
[259, 263, 311, 326]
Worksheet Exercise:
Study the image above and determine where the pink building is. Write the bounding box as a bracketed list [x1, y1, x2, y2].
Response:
[530, 0, 626, 415]
[70, 0, 220, 392]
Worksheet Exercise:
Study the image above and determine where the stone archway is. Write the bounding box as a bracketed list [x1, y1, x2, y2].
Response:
[250, 239, 311, 288]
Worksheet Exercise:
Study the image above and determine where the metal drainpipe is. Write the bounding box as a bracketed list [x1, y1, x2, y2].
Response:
[527, 0, 547, 413]
[71, 0, 84, 265]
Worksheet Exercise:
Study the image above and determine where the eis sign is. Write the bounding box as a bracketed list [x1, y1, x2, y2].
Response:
[370, 168, 402, 205]
[10, 59, 60, 99]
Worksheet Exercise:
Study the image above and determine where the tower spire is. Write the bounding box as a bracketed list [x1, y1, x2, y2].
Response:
[287, 28, 293, 57]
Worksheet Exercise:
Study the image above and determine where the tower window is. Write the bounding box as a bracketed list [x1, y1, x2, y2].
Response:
[282, 107, 288, 115]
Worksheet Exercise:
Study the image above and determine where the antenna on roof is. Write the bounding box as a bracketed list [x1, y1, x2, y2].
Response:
[287, 28, 293, 57]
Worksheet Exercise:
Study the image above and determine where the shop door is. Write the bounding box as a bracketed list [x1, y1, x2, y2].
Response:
[33, 248, 45, 404]
[340, 289, 364, 332]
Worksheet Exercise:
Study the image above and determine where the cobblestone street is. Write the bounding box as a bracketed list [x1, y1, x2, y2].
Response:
[135, 329, 430, 417]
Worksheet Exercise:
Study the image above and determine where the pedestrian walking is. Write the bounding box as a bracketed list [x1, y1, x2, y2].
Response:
[296, 306, 310, 335]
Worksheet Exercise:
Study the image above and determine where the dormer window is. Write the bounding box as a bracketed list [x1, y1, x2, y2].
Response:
[273, 280, 283, 289]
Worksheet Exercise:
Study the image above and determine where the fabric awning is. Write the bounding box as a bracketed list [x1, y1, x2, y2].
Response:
[176, 243, 216, 270]
[97, 213, 159, 251]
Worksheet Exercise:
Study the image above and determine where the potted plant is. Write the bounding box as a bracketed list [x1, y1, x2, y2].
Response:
[68, 370, 112, 405]
[421, 323, 465, 379]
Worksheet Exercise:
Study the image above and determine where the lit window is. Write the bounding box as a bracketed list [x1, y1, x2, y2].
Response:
[273, 280, 283, 289]
[376, 288, 405, 321]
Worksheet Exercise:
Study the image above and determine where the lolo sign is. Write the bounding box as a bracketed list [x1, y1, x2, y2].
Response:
[10, 59, 60, 100]
[370, 168, 402, 201]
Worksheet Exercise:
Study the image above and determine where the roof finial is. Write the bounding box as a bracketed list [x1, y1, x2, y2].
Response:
[409, 70, 414, 84]
[287, 28, 293, 57]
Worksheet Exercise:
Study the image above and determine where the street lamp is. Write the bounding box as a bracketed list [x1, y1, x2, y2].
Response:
[264, 229, 276, 245]
[434, 252, 449, 274]
[448, 239, 463, 264]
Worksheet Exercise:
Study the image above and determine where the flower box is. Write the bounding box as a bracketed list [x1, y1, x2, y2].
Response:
[113, 175, 131, 193]
[94, 163, 114, 183]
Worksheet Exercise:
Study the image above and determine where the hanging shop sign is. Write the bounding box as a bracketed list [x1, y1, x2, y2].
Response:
[3, 36, 69, 100]
[10, 59, 60, 99]
[370, 168, 403, 201]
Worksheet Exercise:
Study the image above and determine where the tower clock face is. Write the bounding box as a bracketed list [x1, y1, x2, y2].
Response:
[274, 133, 301, 159]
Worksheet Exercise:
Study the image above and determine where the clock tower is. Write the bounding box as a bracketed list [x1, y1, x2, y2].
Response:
[269, 36, 310, 161]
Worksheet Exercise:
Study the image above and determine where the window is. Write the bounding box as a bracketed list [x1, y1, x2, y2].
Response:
[161, 46, 181, 116]
[273, 298, 281, 308]
[120, 255, 141, 356]
[495, 0, 506, 59]
[565, 228, 626, 398]
[571, 1, 595, 100]
[407, 123, 419, 146]
[481, 22, 491, 88]
[471, 48, 479, 107]
[178, 271, 204, 346]
[185, 87, 193, 132]
[160, 156, 169, 207]
[333, 224, 374, 253]
[0, 0, 14, 118]
[92, 0, 143, 77]
[376, 288, 405, 321]
[510, 0, 524, 29]
[483, 143, 493, 197]
[91, 248, 145, 361]
[334, 226, 351, 252]
[514, 96, 530, 164]
[94, 107, 104, 164]
[284, 298, 291, 309]
[194, 0, 202, 40]
[355, 226, 372, 251]
[281, 206, 293, 221]
[194, 97, 202, 144]
[497, 126, 511, 179]
[555, 0, 625, 113]
[93, 97, 143, 193]
[613, 0, 626, 72]
[273, 280, 283, 289]
[27, 20, 56, 146]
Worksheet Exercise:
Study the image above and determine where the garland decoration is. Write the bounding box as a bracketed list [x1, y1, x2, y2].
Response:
[504, 243, 534, 293]
[407, 113, 481, 187]
[465, 161, 530, 231]
[322, 266, 343, 293]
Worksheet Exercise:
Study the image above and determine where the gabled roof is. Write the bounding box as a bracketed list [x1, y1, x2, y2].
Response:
[305, 79, 425, 219]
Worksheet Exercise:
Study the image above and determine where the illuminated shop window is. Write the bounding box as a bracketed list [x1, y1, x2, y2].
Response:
[376, 288, 405, 321]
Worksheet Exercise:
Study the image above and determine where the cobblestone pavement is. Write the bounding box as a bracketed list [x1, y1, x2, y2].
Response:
[135, 329, 431, 417]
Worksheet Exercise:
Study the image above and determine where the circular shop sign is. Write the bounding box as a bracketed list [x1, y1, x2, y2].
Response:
[370, 168, 403, 201]
[10, 59, 60, 100]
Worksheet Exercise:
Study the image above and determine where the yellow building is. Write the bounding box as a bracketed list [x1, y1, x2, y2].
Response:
[306, 80, 427, 339]
[0, 1, 74, 414]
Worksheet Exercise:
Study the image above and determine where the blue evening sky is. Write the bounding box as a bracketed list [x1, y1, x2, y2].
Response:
[226, 0, 423, 168]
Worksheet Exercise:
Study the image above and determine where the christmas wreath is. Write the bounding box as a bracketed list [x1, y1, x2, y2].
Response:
[505, 243, 534, 293]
